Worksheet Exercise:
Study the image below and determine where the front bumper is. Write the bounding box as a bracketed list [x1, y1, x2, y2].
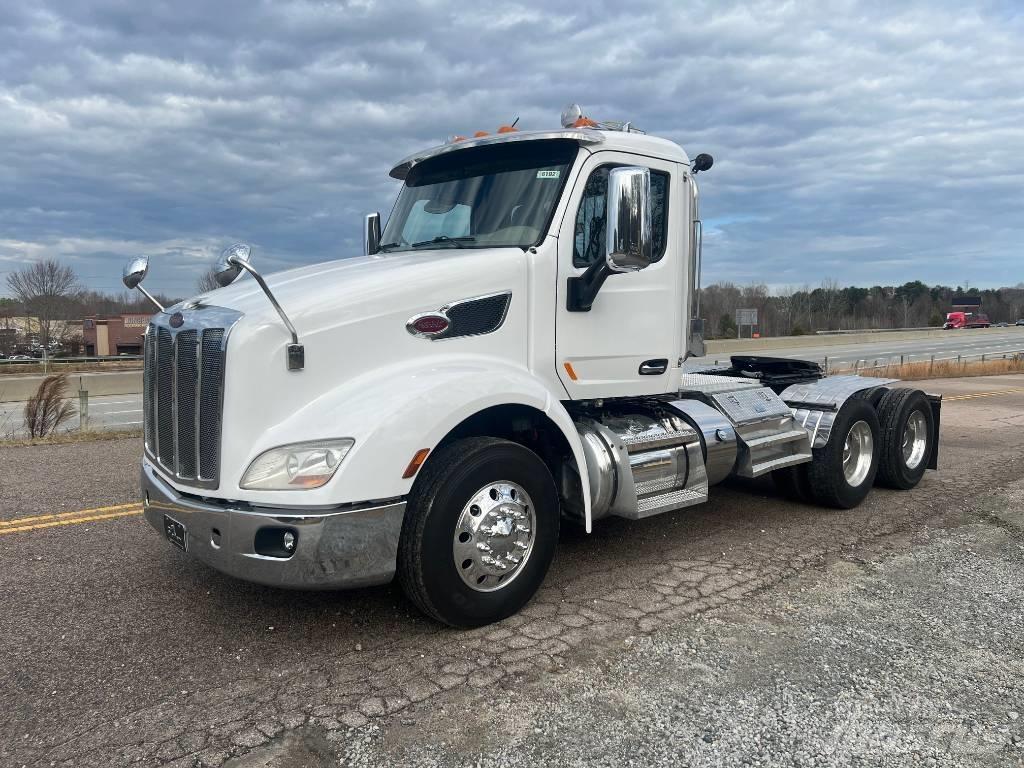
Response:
[141, 460, 406, 589]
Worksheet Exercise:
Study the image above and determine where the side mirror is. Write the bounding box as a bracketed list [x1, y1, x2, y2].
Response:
[692, 153, 714, 173]
[215, 243, 251, 287]
[605, 166, 652, 273]
[365, 212, 381, 256]
[122, 256, 150, 290]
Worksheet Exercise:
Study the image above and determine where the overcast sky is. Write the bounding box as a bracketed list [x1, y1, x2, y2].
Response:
[1, 0, 1022, 299]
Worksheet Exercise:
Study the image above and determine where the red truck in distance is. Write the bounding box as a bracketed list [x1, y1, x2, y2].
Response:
[944, 311, 990, 329]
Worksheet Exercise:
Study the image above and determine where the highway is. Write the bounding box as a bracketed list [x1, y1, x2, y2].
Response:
[694, 326, 1024, 370]
[0, 393, 142, 439]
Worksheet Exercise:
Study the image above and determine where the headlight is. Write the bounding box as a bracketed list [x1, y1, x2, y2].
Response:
[240, 439, 354, 490]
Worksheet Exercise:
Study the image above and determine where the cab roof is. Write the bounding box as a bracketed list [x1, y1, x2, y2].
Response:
[389, 128, 691, 180]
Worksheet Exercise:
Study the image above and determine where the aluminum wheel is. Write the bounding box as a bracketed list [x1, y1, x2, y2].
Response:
[842, 420, 874, 487]
[902, 410, 928, 470]
[452, 481, 536, 593]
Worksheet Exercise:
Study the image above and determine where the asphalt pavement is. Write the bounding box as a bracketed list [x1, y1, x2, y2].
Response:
[1, 375, 1023, 766]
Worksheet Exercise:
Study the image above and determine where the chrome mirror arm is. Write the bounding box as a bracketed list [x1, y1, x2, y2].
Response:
[135, 286, 165, 312]
[229, 257, 305, 371]
[231, 258, 299, 345]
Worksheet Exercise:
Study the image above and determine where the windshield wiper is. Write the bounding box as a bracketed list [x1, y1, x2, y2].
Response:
[411, 235, 476, 249]
[377, 242, 403, 252]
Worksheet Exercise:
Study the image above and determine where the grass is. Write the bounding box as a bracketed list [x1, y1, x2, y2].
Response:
[0, 427, 142, 448]
[0, 360, 143, 376]
[854, 355, 1024, 380]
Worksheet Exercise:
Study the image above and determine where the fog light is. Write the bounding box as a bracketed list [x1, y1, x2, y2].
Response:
[254, 527, 299, 558]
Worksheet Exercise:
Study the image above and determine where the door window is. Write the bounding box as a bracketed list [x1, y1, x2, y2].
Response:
[573, 165, 669, 267]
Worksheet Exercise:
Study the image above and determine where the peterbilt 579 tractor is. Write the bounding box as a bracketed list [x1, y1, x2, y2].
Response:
[124, 105, 941, 627]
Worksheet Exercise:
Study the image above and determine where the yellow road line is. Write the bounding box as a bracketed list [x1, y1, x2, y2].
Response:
[0, 508, 143, 536]
[0, 502, 142, 529]
[945, 387, 1024, 402]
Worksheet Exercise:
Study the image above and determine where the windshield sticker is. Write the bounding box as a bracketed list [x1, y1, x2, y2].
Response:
[537, 170, 560, 179]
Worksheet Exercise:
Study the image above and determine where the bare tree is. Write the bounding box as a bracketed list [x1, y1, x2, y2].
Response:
[196, 268, 221, 294]
[6, 260, 79, 349]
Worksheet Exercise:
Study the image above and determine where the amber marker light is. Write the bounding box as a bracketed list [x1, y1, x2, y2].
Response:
[403, 448, 431, 479]
[563, 362, 578, 381]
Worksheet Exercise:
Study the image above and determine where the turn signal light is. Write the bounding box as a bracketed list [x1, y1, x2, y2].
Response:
[403, 448, 431, 479]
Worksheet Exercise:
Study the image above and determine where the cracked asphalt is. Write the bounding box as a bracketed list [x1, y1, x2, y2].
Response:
[1, 375, 1023, 768]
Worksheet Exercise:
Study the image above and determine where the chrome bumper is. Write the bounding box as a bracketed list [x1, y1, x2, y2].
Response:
[141, 460, 405, 589]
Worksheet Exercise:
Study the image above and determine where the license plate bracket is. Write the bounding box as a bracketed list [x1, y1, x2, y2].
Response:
[163, 514, 188, 552]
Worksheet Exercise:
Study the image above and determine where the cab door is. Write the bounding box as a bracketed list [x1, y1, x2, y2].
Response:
[555, 152, 684, 399]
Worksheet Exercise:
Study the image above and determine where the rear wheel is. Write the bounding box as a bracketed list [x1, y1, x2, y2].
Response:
[873, 388, 934, 490]
[772, 464, 811, 503]
[805, 399, 880, 509]
[398, 437, 559, 627]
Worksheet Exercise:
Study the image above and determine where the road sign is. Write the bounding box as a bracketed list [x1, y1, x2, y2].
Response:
[736, 308, 758, 326]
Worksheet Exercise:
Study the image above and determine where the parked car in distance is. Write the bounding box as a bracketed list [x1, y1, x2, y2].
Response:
[1017, 319, 1024, 326]
[995, 322, 1010, 327]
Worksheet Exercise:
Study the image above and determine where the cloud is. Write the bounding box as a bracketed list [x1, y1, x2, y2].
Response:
[1, 0, 1022, 298]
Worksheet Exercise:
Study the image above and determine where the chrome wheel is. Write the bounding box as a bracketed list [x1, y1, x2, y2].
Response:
[902, 410, 928, 470]
[842, 420, 874, 487]
[452, 481, 536, 593]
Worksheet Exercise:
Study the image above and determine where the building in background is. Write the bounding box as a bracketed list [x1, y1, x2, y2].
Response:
[82, 314, 150, 356]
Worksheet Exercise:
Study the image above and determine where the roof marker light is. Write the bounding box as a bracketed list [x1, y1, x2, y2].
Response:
[474, 130, 489, 137]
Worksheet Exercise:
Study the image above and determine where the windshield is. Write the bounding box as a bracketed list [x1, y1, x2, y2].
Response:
[380, 140, 578, 252]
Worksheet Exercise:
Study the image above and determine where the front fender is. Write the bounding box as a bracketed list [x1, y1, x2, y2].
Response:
[227, 355, 592, 526]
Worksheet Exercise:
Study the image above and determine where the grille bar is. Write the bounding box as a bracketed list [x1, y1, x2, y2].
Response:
[143, 308, 238, 490]
[175, 330, 198, 478]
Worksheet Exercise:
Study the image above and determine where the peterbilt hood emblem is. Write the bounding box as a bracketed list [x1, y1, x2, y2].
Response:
[169, 312, 185, 328]
[406, 312, 450, 337]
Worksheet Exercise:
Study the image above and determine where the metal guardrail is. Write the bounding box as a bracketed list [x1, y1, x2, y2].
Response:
[813, 326, 937, 336]
[832, 348, 1024, 374]
[0, 355, 142, 364]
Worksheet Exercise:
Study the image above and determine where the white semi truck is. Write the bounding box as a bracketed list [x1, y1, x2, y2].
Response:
[125, 106, 941, 627]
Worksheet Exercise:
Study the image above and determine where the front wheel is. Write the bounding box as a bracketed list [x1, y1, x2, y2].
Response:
[398, 437, 559, 627]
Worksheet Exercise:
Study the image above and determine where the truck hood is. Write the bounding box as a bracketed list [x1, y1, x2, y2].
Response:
[179, 247, 526, 334]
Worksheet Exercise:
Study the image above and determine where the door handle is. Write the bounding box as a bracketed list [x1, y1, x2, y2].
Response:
[638, 358, 668, 375]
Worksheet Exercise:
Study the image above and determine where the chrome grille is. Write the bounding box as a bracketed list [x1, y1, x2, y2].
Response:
[143, 308, 240, 489]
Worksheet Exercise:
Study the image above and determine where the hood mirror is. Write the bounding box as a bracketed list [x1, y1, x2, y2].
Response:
[214, 243, 251, 287]
[122, 256, 149, 289]
[121, 255, 164, 311]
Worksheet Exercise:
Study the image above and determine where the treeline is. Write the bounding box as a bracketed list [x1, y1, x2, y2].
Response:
[0, 290, 178, 322]
[701, 280, 1024, 338]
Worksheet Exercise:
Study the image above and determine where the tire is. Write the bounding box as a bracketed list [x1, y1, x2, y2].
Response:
[851, 385, 885, 408]
[873, 388, 934, 490]
[398, 437, 559, 627]
[772, 464, 811, 503]
[805, 398, 880, 509]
